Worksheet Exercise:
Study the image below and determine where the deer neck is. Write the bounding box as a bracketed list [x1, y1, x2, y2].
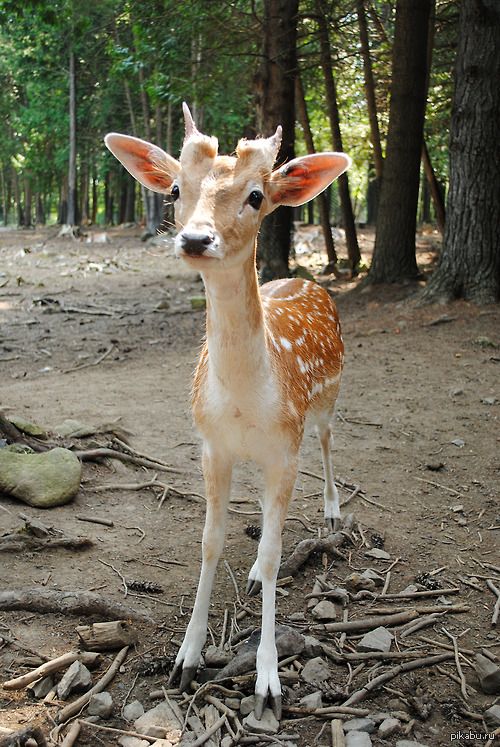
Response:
[200, 252, 270, 384]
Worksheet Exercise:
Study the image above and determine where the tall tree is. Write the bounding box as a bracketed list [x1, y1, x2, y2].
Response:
[421, 0, 500, 304]
[315, 0, 361, 271]
[255, 0, 299, 280]
[369, 0, 432, 283]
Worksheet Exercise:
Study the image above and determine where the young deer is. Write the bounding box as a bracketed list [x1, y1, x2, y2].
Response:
[105, 104, 350, 720]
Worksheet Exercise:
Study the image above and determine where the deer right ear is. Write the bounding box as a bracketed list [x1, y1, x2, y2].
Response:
[105, 133, 181, 194]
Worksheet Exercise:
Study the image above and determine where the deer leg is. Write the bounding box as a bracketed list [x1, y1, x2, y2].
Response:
[317, 421, 341, 532]
[170, 443, 233, 691]
[253, 455, 298, 721]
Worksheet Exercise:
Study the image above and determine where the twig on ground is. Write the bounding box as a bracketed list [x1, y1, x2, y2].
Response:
[56, 646, 129, 723]
[63, 344, 115, 373]
[442, 627, 469, 700]
[415, 476, 468, 500]
[75, 447, 181, 473]
[78, 720, 157, 743]
[486, 579, 500, 626]
[76, 514, 114, 527]
[3, 651, 100, 691]
[98, 558, 128, 596]
[377, 588, 460, 600]
[59, 720, 81, 747]
[341, 652, 453, 706]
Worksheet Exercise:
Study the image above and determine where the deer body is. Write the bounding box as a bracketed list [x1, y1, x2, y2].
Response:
[105, 105, 350, 720]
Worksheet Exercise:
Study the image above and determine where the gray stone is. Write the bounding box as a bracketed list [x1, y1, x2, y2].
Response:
[360, 569, 385, 587]
[57, 660, 92, 700]
[484, 704, 500, 727]
[134, 702, 182, 740]
[395, 741, 429, 747]
[475, 653, 500, 694]
[303, 635, 324, 657]
[118, 738, 149, 747]
[243, 708, 279, 734]
[54, 419, 96, 438]
[151, 742, 175, 747]
[218, 625, 304, 679]
[378, 717, 401, 738]
[27, 675, 54, 699]
[88, 691, 113, 719]
[345, 732, 372, 747]
[358, 626, 393, 653]
[364, 548, 391, 560]
[204, 644, 233, 667]
[344, 718, 376, 733]
[300, 656, 330, 684]
[344, 572, 376, 592]
[123, 699, 145, 722]
[239, 695, 255, 716]
[9, 416, 48, 439]
[311, 600, 337, 620]
[0, 446, 82, 507]
[299, 690, 323, 709]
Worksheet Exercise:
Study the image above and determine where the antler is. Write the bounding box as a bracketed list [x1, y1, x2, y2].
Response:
[183, 102, 200, 141]
[267, 125, 283, 163]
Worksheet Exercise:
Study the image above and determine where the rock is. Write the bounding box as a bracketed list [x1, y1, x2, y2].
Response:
[303, 635, 324, 657]
[134, 702, 182, 740]
[301, 656, 330, 684]
[345, 732, 372, 747]
[119, 738, 149, 747]
[344, 717, 376, 733]
[358, 626, 394, 653]
[475, 653, 500, 694]
[378, 717, 401, 738]
[360, 569, 385, 587]
[54, 419, 97, 438]
[365, 548, 391, 560]
[344, 572, 376, 592]
[0, 446, 82, 507]
[218, 626, 304, 679]
[204, 644, 233, 667]
[123, 700, 145, 721]
[239, 695, 255, 716]
[151, 742, 174, 747]
[311, 600, 337, 620]
[57, 660, 92, 700]
[243, 708, 279, 734]
[395, 742, 429, 747]
[484, 704, 500, 727]
[27, 675, 54, 699]
[9, 416, 48, 439]
[88, 691, 113, 719]
[225, 698, 241, 711]
[299, 690, 323, 709]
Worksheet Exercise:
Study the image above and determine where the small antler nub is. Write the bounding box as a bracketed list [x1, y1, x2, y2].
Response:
[183, 102, 199, 140]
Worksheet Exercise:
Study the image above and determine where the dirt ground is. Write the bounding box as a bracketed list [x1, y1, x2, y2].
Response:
[0, 224, 499, 747]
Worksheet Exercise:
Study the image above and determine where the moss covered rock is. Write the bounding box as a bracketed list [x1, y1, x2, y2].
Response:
[0, 446, 82, 507]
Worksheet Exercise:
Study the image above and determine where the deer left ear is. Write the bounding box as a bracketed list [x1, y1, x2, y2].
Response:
[268, 152, 351, 208]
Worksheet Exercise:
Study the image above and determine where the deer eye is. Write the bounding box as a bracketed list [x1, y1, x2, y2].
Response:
[248, 190, 264, 210]
[171, 184, 180, 201]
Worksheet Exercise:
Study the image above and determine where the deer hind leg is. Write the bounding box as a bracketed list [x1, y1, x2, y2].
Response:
[170, 443, 233, 691]
[317, 420, 341, 532]
[251, 454, 299, 721]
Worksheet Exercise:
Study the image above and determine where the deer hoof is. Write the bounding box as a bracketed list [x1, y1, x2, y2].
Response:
[253, 692, 282, 721]
[326, 516, 341, 533]
[246, 578, 262, 597]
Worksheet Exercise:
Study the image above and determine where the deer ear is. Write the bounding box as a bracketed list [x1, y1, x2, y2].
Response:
[268, 152, 351, 208]
[105, 133, 180, 193]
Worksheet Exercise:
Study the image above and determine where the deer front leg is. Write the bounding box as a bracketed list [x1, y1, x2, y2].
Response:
[253, 455, 299, 721]
[170, 444, 233, 691]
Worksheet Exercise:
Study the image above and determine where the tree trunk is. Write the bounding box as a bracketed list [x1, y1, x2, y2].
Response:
[12, 167, 24, 227]
[35, 193, 45, 225]
[295, 73, 337, 266]
[23, 178, 32, 227]
[357, 0, 384, 181]
[67, 51, 77, 226]
[255, 0, 298, 280]
[369, 0, 431, 283]
[316, 1, 361, 271]
[421, 140, 445, 233]
[421, 0, 500, 304]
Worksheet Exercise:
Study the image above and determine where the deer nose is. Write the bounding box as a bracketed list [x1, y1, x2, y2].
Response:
[179, 231, 214, 256]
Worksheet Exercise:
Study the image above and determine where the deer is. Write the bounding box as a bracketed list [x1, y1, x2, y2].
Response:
[105, 103, 350, 721]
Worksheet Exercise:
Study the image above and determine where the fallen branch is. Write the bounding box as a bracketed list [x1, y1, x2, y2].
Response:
[63, 344, 115, 373]
[77, 720, 157, 743]
[0, 534, 92, 553]
[56, 646, 129, 723]
[377, 588, 460, 600]
[3, 651, 100, 691]
[486, 579, 500, 626]
[0, 589, 154, 623]
[342, 652, 453, 706]
[279, 533, 345, 578]
[59, 721, 81, 747]
[74, 447, 180, 473]
[0, 726, 47, 747]
[317, 610, 418, 634]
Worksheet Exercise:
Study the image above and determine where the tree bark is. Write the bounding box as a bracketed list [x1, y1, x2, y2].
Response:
[421, 0, 500, 304]
[316, 1, 361, 270]
[295, 72, 337, 265]
[357, 0, 384, 180]
[67, 50, 77, 226]
[369, 0, 432, 283]
[255, 0, 299, 279]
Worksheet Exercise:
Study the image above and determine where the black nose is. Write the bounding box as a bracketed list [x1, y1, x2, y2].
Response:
[180, 232, 213, 256]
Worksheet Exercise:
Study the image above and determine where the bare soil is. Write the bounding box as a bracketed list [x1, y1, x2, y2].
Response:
[0, 225, 499, 746]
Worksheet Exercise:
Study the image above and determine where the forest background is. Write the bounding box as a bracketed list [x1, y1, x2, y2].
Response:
[0, 0, 498, 304]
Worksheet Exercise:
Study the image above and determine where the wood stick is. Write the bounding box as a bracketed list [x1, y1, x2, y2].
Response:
[59, 720, 81, 747]
[318, 610, 418, 633]
[341, 652, 453, 706]
[78, 720, 157, 743]
[331, 719, 345, 747]
[442, 628, 468, 700]
[367, 604, 470, 615]
[2, 651, 100, 690]
[56, 645, 129, 723]
[486, 579, 500, 626]
[377, 588, 460, 600]
[74, 447, 181, 473]
[76, 514, 114, 527]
